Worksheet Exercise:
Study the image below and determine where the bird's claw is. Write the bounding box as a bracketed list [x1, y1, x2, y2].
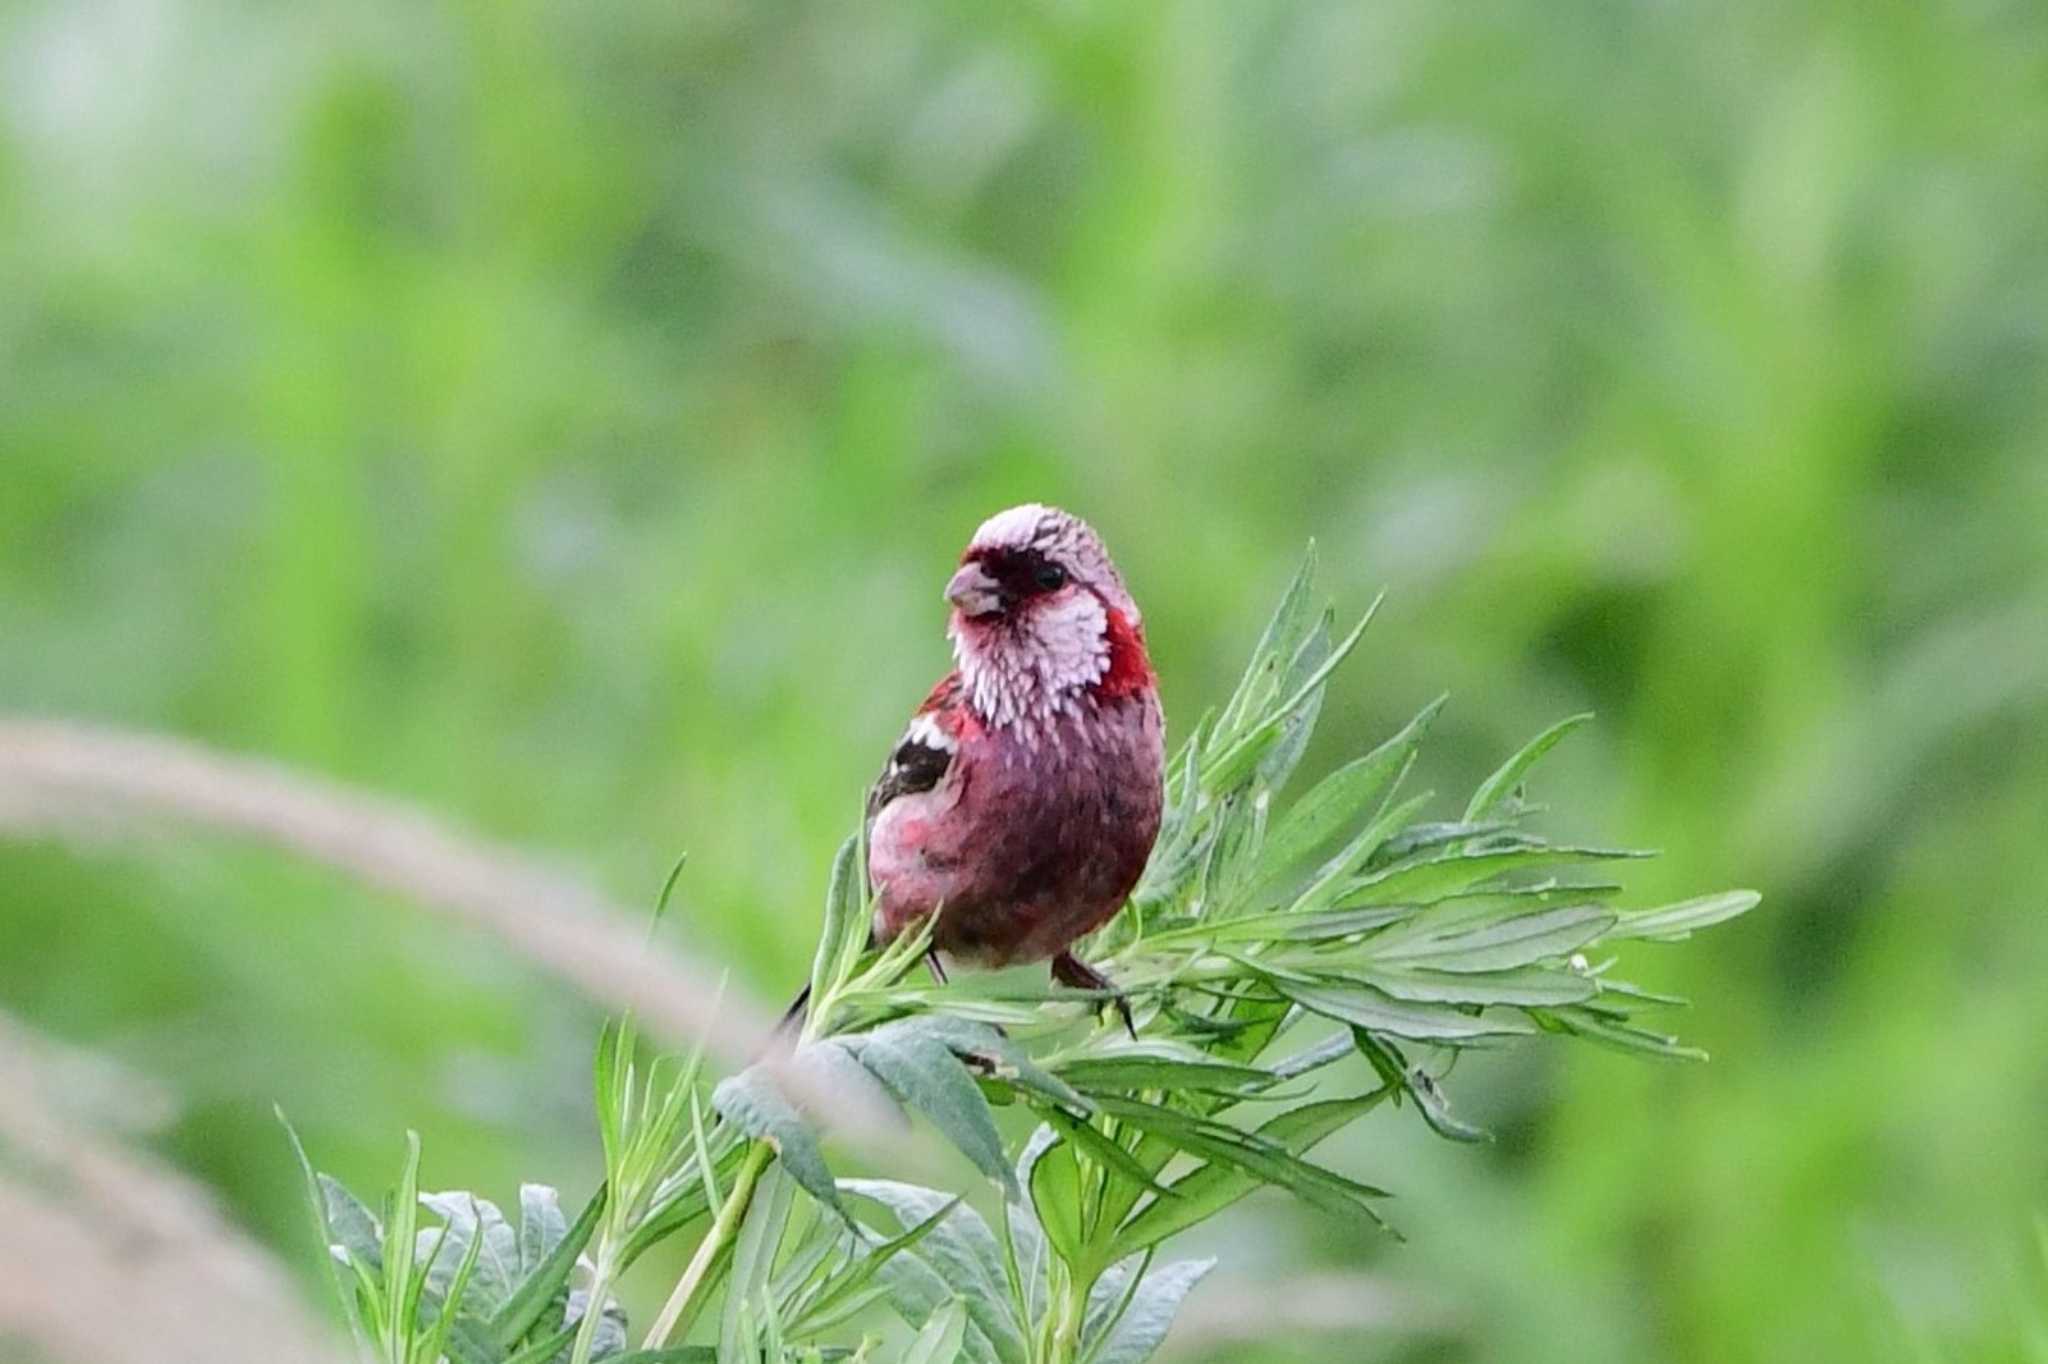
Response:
[1051, 951, 1137, 1040]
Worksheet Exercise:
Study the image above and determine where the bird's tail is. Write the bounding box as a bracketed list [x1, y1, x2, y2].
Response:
[777, 984, 812, 1036]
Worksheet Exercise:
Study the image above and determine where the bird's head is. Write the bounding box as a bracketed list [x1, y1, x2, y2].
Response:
[945, 504, 1152, 729]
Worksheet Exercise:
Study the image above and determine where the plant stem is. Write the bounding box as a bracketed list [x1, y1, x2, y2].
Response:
[1048, 1263, 1089, 1364]
[642, 1139, 776, 1349]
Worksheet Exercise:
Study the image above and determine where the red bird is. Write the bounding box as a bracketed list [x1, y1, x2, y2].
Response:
[865, 504, 1165, 1012]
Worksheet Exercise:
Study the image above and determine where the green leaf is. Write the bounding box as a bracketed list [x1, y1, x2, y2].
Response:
[1025, 1131, 1087, 1270]
[713, 1067, 843, 1215]
[905, 1014, 1091, 1112]
[1288, 789, 1436, 917]
[499, 1320, 582, 1364]
[1204, 605, 1379, 793]
[1221, 546, 1322, 731]
[1180, 904, 1412, 947]
[1355, 964, 1596, 1007]
[905, 1300, 970, 1364]
[720, 1165, 797, 1362]
[1368, 903, 1616, 972]
[1606, 890, 1762, 942]
[1344, 844, 1650, 907]
[840, 1181, 1023, 1364]
[515, 1185, 568, 1278]
[278, 1109, 376, 1344]
[382, 1131, 424, 1356]
[1106, 1092, 1391, 1261]
[491, 1186, 602, 1348]
[1091, 1097, 1388, 1225]
[1278, 980, 1535, 1040]
[1541, 1007, 1709, 1061]
[845, 1022, 1014, 1192]
[1464, 713, 1595, 821]
[810, 836, 865, 1008]
[794, 1191, 960, 1337]
[417, 1191, 519, 1313]
[1044, 1107, 1178, 1201]
[1251, 696, 1446, 899]
[420, 1196, 489, 1364]
[1055, 1055, 1275, 1097]
[862, 1241, 1006, 1364]
[1255, 614, 1332, 790]
[319, 1173, 385, 1271]
[1350, 1031, 1489, 1143]
[1085, 1257, 1216, 1364]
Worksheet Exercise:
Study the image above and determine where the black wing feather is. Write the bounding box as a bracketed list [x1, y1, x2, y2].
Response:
[868, 734, 952, 817]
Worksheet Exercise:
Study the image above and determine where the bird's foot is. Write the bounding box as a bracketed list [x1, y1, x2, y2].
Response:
[1051, 951, 1136, 1039]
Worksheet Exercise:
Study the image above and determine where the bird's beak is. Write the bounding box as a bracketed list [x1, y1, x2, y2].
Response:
[945, 562, 1006, 618]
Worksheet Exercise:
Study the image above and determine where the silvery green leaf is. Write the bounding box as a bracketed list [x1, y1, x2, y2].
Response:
[419, 1191, 519, 1311]
[1368, 903, 1616, 972]
[720, 1165, 796, 1361]
[904, 1300, 970, 1364]
[1606, 890, 1761, 942]
[1279, 980, 1535, 1041]
[1252, 696, 1445, 900]
[517, 1184, 568, 1277]
[810, 836, 865, 1006]
[1222, 545, 1321, 730]
[713, 1067, 843, 1215]
[1345, 845, 1651, 907]
[1351, 1030, 1490, 1143]
[840, 1180, 1023, 1364]
[1106, 1093, 1390, 1263]
[1544, 1007, 1709, 1061]
[794, 1038, 904, 1128]
[318, 1173, 383, 1271]
[1464, 713, 1594, 822]
[492, 1188, 602, 1349]
[865, 1247, 1004, 1364]
[903, 1014, 1090, 1111]
[1356, 964, 1596, 1007]
[566, 1284, 629, 1359]
[844, 1023, 1013, 1192]
[1085, 1258, 1216, 1364]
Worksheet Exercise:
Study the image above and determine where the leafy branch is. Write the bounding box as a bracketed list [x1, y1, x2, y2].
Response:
[287, 546, 1759, 1363]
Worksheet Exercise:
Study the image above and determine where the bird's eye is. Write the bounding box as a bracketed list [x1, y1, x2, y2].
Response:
[1034, 562, 1068, 592]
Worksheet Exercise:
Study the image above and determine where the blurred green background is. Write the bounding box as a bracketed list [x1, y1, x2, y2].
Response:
[4, 0, 2047, 1359]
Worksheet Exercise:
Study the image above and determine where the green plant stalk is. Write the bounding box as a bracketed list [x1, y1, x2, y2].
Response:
[1048, 1261, 1090, 1364]
[644, 1139, 777, 1349]
[566, 1240, 620, 1364]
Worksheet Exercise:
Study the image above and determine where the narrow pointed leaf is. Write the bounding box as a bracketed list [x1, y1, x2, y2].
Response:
[1106, 1092, 1390, 1261]
[713, 1068, 842, 1214]
[1086, 1258, 1216, 1364]
[491, 1186, 602, 1347]
[1280, 980, 1534, 1040]
[1253, 697, 1446, 897]
[1344, 845, 1650, 907]
[905, 1300, 970, 1364]
[1370, 904, 1616, 972]
[1356, 965, 1596, 1007]
[846, 1024, 1013, 1192]
[1607, 890, 1761, 942]
[1465, 713, 1595, 821]
[1351, 1030, 1490, 1143]
[839, 1181, 1021, 1364]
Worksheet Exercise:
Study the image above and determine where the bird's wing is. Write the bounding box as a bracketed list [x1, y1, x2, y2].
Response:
[867, 672, 966, 819]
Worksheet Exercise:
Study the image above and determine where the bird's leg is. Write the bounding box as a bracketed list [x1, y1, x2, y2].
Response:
[1051, 951, 1136, 1039]
[925, 949, 950, 987]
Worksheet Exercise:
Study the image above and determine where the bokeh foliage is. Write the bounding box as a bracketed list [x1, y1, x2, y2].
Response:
[3, 0, 2046, 1360]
